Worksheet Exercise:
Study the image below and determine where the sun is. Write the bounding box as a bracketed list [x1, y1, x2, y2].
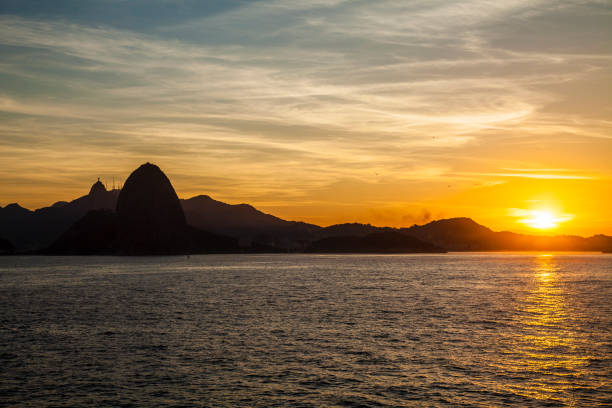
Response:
[525, 210, 557, 229]
[516, 209, 573, 230]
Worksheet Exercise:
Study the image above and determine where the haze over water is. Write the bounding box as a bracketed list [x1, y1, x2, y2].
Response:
[1, 254, 611, 407]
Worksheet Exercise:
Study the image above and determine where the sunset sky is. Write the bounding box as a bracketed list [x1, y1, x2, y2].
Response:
[0, 0, 611, 235]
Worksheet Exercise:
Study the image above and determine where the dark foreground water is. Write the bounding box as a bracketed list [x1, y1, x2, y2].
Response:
[0, 254, 611, 407]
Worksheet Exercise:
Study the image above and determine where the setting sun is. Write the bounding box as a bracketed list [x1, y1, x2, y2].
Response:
[525, 211, 557, 229]
[516, 209, 573, 230]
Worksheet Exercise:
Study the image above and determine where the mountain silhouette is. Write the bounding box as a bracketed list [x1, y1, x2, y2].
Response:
[306, 218, 612, 252]
[402, 217, 612, 252]
[307, 231, 445, 253]
[2, 165, 612, 254]
[0, 182, 118, 250]
[182, 194, 320, 249]
[1, 181, 318, 251]
[403, 217, 495, 251]
[47, 163, 238, 255]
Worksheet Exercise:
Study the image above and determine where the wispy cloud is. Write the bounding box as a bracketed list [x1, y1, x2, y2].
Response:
[0, 0, 610, 230]
[482, 173, 595, 180]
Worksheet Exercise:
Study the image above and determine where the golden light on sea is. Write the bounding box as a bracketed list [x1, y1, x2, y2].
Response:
[497, 255, 591, 404]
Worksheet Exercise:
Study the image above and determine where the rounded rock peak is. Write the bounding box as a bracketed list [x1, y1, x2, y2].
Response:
[89, 178, 107, 196]
[116, 163, 186, 227]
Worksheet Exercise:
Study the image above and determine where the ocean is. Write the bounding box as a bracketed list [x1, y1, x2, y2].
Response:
[1, 254, 610, 407]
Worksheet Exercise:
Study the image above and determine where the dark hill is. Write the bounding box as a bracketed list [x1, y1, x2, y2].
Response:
[403, 217, 494, 251]
[0, 184, 119, 250]
[45, 209, 118, 255]
[307, 231, 445, 253]
[2, 203, 31, 218]
[183, 195, 287, 230]
[182, 194, 320, 250]
[403, 217, 612, 252]
[319, 223, 390, 238]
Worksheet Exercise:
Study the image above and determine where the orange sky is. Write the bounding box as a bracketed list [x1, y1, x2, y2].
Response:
[1, 1, 611, 236]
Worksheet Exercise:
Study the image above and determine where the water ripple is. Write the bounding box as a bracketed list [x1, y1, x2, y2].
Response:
[0, 253, 611, 407]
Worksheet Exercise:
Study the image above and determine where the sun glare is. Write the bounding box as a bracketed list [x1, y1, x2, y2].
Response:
[525, 210, 557, 229]
[516, 209, 572, 230]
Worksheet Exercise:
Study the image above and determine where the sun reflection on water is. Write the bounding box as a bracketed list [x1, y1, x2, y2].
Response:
[498, 254, 590, 405]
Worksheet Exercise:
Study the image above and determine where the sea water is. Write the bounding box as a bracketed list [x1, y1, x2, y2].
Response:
[0, 253, 611, 407]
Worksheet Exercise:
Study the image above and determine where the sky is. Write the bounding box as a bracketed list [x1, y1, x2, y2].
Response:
[0, 0, 611, 235]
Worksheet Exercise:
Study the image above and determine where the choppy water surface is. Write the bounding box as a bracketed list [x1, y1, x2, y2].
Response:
[1, 253, 611, 407]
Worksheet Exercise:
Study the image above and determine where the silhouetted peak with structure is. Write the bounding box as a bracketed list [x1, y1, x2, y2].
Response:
[89, 178, 107, 196]
[46, 163, 238, 255]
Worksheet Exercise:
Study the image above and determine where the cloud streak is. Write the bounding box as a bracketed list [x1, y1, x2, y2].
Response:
[0, 1, 610, 233]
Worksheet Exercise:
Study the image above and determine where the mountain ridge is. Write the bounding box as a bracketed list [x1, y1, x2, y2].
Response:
[2, 171, 611, 253]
